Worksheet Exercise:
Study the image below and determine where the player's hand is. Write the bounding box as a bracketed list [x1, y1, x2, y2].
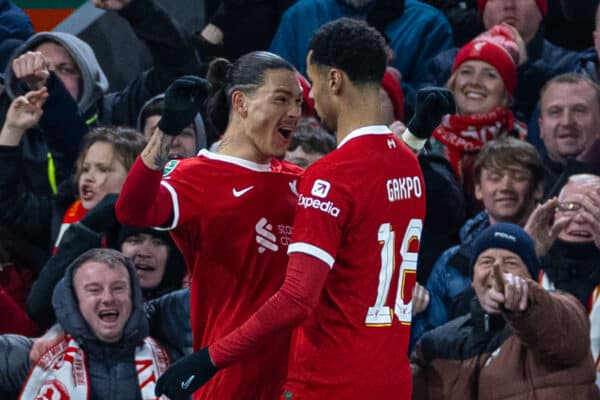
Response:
[92, 0, 131, 11]
[524, 198, 571, 257]
[158, 76, 211, 136]
[574, 182, 600, 249]
[155, 347, 218, 399]
[407, 87, 455, 140]
[411, 282, 430, 315]
[30, 325, 64, 363]
[12, 51, 50, 90]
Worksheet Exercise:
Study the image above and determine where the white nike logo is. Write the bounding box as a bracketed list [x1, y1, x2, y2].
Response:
[233, 186, 254, 197]
[181, 375, 196, 390]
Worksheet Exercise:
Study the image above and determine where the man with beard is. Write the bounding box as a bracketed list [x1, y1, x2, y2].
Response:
[538, 73, 600, 196]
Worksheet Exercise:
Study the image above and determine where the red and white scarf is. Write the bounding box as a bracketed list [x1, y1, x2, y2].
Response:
[20, 334, 170, 400]
[432, 106, 527, 183]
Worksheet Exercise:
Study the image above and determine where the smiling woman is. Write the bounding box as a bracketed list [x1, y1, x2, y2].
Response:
[431, 24, 527, 216]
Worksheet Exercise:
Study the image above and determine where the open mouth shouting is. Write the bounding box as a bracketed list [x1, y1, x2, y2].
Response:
[98, 309, 120, 323]
[279, 128, 292, 139]
[80, 184, 96, 202]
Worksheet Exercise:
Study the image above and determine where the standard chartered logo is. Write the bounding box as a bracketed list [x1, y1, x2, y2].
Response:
[255, 217, 279, 253]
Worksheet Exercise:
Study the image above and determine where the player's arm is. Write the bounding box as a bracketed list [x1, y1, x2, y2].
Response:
[116, 76, 210, 227]
[115, 128, 175, 227]
[154, 253, 330, 398]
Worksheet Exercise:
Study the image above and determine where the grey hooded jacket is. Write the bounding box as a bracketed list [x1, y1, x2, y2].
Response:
[0, 253, 181, 400]
[4, 0, 202, 128]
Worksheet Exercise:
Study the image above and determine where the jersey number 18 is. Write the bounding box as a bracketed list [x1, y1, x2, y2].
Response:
[365, 219, 422, 327]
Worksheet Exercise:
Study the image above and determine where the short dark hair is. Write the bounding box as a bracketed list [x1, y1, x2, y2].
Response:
[540, 73, 600, 111]
[70, 248, 132, 281]
[308, 17, 387, 84]
[474, 137, 544, 187]
[289, 117, 336, 155]
[206, 51, 295, 133]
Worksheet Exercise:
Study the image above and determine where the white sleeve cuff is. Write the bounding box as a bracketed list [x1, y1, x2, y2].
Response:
[288, 242, 335, 269]
[153, 181, 180, 231]
[401, 128, 427, 151]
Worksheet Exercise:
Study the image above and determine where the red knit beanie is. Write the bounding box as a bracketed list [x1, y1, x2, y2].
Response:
[452, 35, 517, 94]
[381, 69, 404, 122]
[477, 0, 547, 16]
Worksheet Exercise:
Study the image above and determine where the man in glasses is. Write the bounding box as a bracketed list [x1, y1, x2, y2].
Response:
[533, 173, 600, 384]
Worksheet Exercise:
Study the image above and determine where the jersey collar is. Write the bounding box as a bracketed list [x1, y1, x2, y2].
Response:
[337, 125, 392, 149]
[198, 149, 272, 172]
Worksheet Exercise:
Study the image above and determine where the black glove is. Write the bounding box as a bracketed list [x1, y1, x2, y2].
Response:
[407, 87, 455, 139]
[155, 347, 218, 399]
[157, 75, 212, 136]
[80, 193, 118, 233]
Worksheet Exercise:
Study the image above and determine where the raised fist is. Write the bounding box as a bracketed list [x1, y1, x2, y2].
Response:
[12, 51, 51, 90]
[158, 76, 212, 136]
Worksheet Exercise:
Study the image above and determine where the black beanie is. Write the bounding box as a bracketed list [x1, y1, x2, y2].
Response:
[470, 223, 540, 279]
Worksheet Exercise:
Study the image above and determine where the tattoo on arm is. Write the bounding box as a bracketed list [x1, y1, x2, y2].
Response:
[141, 129, 174, 171]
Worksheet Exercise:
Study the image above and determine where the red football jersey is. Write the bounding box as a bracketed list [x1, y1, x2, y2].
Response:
[285, 126, 426, 399]
[161, 150, 302, 400]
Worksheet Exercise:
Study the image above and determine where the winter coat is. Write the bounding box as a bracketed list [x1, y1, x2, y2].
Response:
[0, 253, 181, 400]
[4, 0, 202, 129]
[27, 221, 186, 330]
[269, 0, 453, 99]
[0, 74, 83, 270]
[145, 288, 192, 355]
[411, 287, 600, 400]
[0, 0, 203, 204]
[417, 151, 466, 283]
[416, 27, 580, 124]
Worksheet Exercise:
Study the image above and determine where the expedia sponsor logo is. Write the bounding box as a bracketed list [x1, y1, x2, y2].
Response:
[297, 194, 340, 217]
[386, 176, 422, 202]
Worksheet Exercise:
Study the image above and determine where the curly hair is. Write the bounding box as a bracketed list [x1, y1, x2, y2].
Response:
[308, 17, 387, 84]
